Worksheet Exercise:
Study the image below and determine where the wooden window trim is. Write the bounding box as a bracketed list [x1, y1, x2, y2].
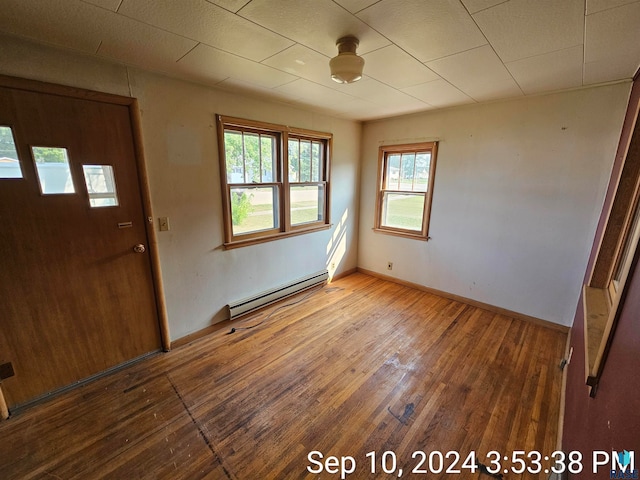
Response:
[217, 115, 332, 248]
[373, 142, 438, 241]
[582, 77, 640, 395]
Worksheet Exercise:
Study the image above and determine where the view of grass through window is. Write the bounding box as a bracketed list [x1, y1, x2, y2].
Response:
[219, 115, 331, 245]
[225, 131, 326, 235]
[381, 152, 430, 232]
[382, 193, 425, 230]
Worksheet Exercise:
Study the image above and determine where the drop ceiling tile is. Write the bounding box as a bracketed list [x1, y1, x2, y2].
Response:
[585, 1, 640, 78]
[473, 0, 584, 63]
[401, 79, 475, 108]
[584, 57, 639, 85]
[335, 77, 431, 110]
[238, 0, 390, 57]
[0, 0, 103, 53]
[460, 0, 509, 14]
[506, 45, 583, 94]
[339, 96, 432, 120]
[207, 0, 251, 13]
[427, 45, 522, 101]
[95, 14, 197, 73]
[216, 77, 299, 104]
[262, 44, 336, 88]
[362, 45, 440, 89]
[118, 0, 293, 62]
[0, 32, 131, 96]
[332, 0, 382, 14]
[357, 0, 487, 63]
[584, 1, 640, 84]
[333, 97, 382, 119]
[366, 103, 436, 120]
[176, 43, 297, 89]
[81, 0, 122, 11]
[586, 0, 639, 15]
[273, 78, 356, 107]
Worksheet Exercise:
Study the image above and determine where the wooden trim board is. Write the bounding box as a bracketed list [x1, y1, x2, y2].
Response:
[0, 387, 8, 420]
[170, 267, 358, 349]
[357, 268, 570, 333]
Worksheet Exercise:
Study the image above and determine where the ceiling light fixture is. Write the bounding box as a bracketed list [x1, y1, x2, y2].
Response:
[329, 36, 364, 84]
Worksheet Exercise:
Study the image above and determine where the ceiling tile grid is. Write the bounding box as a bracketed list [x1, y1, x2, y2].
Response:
[471, 0, 585, 63]
[0, 0, 638, 121]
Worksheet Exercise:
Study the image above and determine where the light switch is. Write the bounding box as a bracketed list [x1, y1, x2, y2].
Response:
[159, 217, 170, 231]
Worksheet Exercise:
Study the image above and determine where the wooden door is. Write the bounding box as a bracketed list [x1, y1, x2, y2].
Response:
[0, 81, 162, 410]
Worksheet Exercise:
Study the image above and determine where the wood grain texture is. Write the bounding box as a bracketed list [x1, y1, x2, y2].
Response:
[0, 83, 161, 408]
[358, 267, 570, 333]
[0, 273, 567, 479]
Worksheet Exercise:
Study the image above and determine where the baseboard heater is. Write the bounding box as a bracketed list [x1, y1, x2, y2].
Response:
[228, 270, 328, 320]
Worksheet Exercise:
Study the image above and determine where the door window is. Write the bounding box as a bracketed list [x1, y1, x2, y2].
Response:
[0, 126, 22, 179]
[82, 164, 119, 207]
[31, 146, 75, 194]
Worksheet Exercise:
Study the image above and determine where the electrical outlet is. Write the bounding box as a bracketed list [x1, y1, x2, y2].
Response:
[387, 261, 393, 271]
[330, 262, 335, 271]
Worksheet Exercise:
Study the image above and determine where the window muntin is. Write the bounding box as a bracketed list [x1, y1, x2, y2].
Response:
[224, 130, 276, 184]
[217, 115, 331, 247]
[375, 143, 438, 240]
[0, 126, 22, 179]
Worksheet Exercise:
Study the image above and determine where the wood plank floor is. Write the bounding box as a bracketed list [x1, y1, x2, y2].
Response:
[0, 273, 567, 479]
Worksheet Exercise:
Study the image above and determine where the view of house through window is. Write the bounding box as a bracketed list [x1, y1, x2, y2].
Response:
[375, 142, 438, 240]
[83, 164, 119, 207]
[224, 129, 278, 235]
[31, 146, 76, 195]
[0, 126, 23, 179]
[217, 115, 332, 247]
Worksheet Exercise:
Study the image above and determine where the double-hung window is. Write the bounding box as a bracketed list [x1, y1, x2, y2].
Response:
[217, 115, 331, 248]
[374, 142, 438, 240]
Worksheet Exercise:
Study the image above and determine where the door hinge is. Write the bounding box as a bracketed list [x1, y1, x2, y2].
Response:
[0, 362, 15, 380]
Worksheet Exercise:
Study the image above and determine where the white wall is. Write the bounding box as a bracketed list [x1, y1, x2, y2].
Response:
[130, 72, 360, 339]
[359, 85, 630, 325]
[0, 35, 361, 340]
[1, 33, 631, 331]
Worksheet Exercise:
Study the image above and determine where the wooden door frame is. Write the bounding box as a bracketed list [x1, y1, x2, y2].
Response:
[0, 75, 171, 417]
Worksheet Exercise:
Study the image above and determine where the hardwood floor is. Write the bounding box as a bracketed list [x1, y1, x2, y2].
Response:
[0, 273, 567, 479]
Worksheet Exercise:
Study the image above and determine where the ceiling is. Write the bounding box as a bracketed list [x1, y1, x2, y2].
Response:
[1, 0, 639, 121]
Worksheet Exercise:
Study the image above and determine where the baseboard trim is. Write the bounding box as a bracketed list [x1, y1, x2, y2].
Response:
[171, 267, 569, 349]
[170, 271, 348, 349]
[356, 268, 570, 333]
[171, 321, 233, 349]
[330, 267, 357, 282]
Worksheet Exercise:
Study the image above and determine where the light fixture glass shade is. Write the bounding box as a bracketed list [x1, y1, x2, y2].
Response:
[330, 53, 365, 84]
[329, 36, 364, 84]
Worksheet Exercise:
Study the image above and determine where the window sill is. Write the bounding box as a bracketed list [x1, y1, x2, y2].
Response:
[224, 223, 331, 249]
[582, 285, 612, 389]
[372, 227, 429, 241]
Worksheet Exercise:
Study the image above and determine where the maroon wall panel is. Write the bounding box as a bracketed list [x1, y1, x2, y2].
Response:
[563, 77, 640, 479]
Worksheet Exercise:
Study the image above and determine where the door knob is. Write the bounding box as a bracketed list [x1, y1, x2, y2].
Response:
[133, 244, 146, 253]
